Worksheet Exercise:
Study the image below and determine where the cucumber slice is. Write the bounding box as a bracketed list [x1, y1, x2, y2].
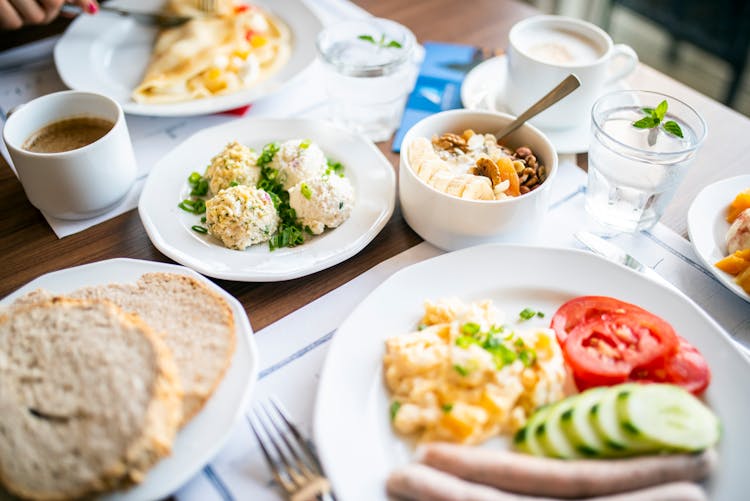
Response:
[514, 405, 552, 456]
[537, 398, 581, 459]
[590, 384, 652, 454]
[561, 387, 607, 457]
[616, 383, 720, 452]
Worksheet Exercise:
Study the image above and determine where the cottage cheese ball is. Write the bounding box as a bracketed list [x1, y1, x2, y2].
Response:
[288, 175, 355, 235]
[270, 139, 327, 190]
[204, 141, 261, 195]
[205, 185, 279, 250]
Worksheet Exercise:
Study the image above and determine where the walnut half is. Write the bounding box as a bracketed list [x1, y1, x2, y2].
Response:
[432, 132, 468, 152]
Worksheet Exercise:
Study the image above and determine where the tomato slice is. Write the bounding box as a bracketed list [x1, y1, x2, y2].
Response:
[631, 336, 711, 395]
[563, 312, 679, 390]
[550, 296, 651, 345]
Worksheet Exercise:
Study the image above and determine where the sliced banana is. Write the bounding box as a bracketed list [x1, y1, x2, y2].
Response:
[418, 159, 449, 183]
[407, 137, 440, 174]
[463, 176, 495, 200]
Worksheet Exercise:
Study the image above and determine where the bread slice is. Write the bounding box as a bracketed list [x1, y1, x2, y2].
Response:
[72, 273, 236, 425]
[0, 298, 182, 501]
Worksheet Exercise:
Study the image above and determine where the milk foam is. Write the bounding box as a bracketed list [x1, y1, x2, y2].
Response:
[517, 27, 603, 65]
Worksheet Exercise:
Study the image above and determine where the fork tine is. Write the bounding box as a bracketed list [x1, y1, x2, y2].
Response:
[247, 413, 295, 494]
[254, 405, 307, 487]
[270, 397, 324, 473]
[261, 403, 315, 478]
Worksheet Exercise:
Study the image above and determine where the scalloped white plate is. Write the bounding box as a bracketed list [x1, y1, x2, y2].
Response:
[315, 244, 749, 501]
[138, 118, 396, 281]
[687, 174, 750, 303]
[54, 0, 322, 117]
[0, 258, 258, 501]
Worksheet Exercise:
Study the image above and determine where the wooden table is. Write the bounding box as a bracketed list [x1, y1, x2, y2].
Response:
[1, 0, 748, 334]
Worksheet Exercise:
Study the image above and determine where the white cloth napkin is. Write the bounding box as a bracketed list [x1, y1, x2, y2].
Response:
[0, 0, 370, 238]
[175, 162, 750, 501]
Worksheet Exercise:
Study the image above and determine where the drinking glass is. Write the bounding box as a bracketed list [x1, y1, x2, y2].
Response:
[316, 18, 417, 142]
[585, 90, 707, 232]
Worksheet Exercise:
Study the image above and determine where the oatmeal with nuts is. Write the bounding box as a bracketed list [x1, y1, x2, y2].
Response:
[406, 130, 547, 200]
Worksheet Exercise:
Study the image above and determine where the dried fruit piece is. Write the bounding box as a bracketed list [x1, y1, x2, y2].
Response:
[496, 157, 520, 197]
[727, 189, 750, 223]
[715, 249, 750, 275]
[473, 157, 502, 186]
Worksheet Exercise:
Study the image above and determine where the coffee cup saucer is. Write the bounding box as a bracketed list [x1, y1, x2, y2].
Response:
[461, 55, 628, 154]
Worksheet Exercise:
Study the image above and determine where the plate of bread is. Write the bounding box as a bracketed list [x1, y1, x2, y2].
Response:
[0, 258, 258, 501]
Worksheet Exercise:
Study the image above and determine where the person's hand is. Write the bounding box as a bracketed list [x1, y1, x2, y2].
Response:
[0, 0, 98, 30]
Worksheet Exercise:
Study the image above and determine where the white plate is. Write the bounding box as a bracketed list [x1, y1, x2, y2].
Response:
[138, 118, 396, 281]
[687, 175, 750, 303]
[460, 55, 628, 154]
[314, 244, 750, 501]
[0, 258, 258, 501]
[54, 0, 322, 117]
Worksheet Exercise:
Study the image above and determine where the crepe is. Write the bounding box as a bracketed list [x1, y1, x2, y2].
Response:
[132, 1, 291, 104]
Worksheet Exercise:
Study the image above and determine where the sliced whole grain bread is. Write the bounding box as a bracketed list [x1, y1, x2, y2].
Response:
[72, 273, 236, 425]
[0, 298, 182, 501]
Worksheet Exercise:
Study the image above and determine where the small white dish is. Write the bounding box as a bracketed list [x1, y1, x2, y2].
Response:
[687, 174, 750, 303]
[0, 258, 258, 501]
[54, 0, 322, 117]
[314, 244, 750, 501]
[461, 55, 628, 154]
[138, 118, 395, 282]
[399, 109, 557, 251]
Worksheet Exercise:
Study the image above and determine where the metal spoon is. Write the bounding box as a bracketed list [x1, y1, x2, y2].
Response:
[495, 74, 581, 141]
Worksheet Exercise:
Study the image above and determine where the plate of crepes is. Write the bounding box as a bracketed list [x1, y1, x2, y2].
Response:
[0, 259, 257, 501]
[314, 244, 750, 501]
[688, 174, 750, 303]
[54, 0, 321, 116]
[138, 118, 395, 281]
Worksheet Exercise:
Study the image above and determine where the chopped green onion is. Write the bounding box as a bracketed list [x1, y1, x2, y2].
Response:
[453, 364, 470, 377]
[390, 401, 401, 420]
[300, 182, 312, 200]
[258, 141, 280, 167]
[201, 216, 207, 223]
[461, 322, 481, 336]
[441, 403, 453, 413]
[537, 311, 545, 318]
[191, 225, 208, 234]
[325, 158, 345, 177]
[456, 335, 479, 348]
[519, 307, 537, 321]
[519, 348, 537, 367]
[229, 181, 239, 187]
[417, 323, 428, 331]
[338, 201, 344, 210]
[299, 139, 311, 150]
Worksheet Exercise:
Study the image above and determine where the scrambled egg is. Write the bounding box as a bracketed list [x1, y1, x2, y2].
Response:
[384, 298, 572, 444]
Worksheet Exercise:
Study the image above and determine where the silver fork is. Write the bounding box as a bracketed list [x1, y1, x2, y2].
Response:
[249, 398, 336, 501]
[60, 4, 193, 28]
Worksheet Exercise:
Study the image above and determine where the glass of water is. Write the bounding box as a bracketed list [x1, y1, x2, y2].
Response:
[316, 18, 417, 142]
[585, 90, 707, 232]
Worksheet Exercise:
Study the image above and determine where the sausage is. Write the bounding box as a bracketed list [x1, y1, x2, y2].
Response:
[386, 464, 707, 501]
[418, 443, 716, 498]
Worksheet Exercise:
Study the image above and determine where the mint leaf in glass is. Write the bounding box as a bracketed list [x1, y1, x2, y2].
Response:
[633, 116, 659, 129]
[662, 120, 684, 138]
[358, 34, 376, 43]
[358, 33, 402, 49]
[654, 99, 668, 120]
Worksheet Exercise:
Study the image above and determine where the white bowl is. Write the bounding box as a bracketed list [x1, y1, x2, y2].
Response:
[399, 109, 558, 251]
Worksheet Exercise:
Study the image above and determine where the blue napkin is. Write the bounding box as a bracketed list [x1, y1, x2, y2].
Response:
[392, 42, 481, 152]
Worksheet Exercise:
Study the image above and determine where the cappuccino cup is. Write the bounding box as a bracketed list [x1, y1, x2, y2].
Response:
[2, 91, 137, 220]
[506, 16, 638, 129]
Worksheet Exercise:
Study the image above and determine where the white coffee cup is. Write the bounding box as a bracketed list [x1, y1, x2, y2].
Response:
[506, 15, 638, 130]
[2, 91, 137, 220]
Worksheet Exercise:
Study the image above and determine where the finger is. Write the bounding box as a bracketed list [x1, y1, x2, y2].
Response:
[0, 0, 24, 29]
[37, 0, 64, 24]
[9, 0, 45, 25]
[71, 0, 97, 14]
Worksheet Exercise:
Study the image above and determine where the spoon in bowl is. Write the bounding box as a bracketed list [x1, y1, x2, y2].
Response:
[495, 74, 581, 141]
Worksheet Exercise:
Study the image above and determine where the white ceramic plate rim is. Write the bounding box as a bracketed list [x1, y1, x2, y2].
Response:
[687, 174, 750, 303]
[460, 55, 628, 154]
[314, 244, 750, 501]
[138, 118, 396, 281]
[0, 258, 258, 501]
[54, 0, 322, 117]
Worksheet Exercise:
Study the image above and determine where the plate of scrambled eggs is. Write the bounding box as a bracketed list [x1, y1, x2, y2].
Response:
[313, 244, 750, 501]
[54, 0, 321, 116]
